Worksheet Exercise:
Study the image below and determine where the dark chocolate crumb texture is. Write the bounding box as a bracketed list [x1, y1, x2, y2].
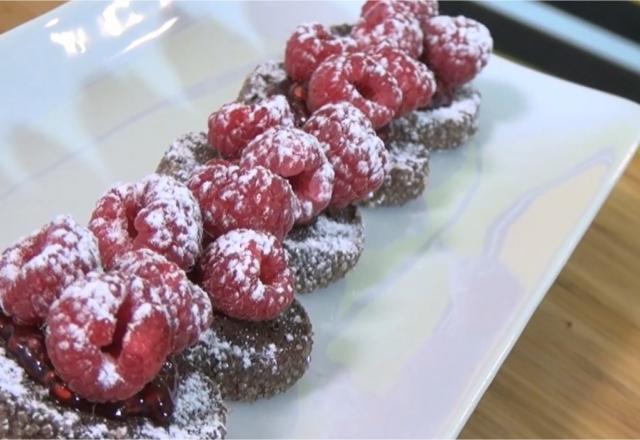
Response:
[181, 300, 312, 401]
[284, 206, 364, 293]
[0, 339, 226, 439]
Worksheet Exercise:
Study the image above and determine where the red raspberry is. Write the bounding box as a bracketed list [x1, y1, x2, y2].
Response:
[89, 174, 203, 271]
[199, 229, 294, 321]
[304, 102, 388, 207]
[113, 249, 212, 354]
[284, 22, 358, 83]
[307, 52, 402, 129]
[371, 44, 436, 115]
[0, 215, 101, 325]
[422, 15, 493, 89]
[45, 272, 172, 402]
[239, 127, 334, 224]
[352, 1, 423, 59]
[361, 0, 439, 33]
[187, 161, 299, 241]
[208, 95, 294, 160]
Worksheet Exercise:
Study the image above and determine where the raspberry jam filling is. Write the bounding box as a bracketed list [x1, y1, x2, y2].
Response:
[287, 83, 310, 126]
[0, 312, 177, 425]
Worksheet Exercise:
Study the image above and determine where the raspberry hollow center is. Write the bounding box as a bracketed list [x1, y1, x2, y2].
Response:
[100, 301, 131, 358]
[354, 80, 377, 101]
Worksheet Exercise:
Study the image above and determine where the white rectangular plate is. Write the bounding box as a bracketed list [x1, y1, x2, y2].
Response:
[1, 1, 639, 438]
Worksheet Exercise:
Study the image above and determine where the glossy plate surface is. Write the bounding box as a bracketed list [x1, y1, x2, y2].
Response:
[1, 1, 639, 438]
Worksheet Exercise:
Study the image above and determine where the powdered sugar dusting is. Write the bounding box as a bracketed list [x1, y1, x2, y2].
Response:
[352, 2, 424, 58]
[156, 131, 217, 184]
[284, 22, 358, 82]
[307, 52, 402, 129]
[209, 94, 295, 159]
[46, 273, 127, 395]
[202, 229, 293, 313]
[239, 126, 335, 223]
[388, 141, 429, 172]
[425, 85, 481, 123]
[138, 371, 226, 439]
[386, 84, 481, 148]
[97, 360, 121, 389]
[304, 101, 389, 206]
[0, 215, 102, 322]
[284, 206, 364, 293]
[0, 343, 226, 438]
[426, 15, 492, 73]
[89, 174, 203, 270]
[187, 162, 298, 241]
[65, 275, 121, 324]
[238, 60, 289, 103]
[189, 328, 279, 373]
[0, 344, 84, 436]
[285, 214, 362, 254]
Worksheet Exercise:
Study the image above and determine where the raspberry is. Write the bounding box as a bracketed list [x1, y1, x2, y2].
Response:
[187, 161, 299, 241]
[371, 44, 436, 114]
[239, 127, 335, 224]
[45, 272, 172, 402]
[352, 1, 423, 59]
[89, 174, 202, 271]
[361, 0, 439, 33]
[113, 249, 212, 353]
[304, 102, 388, 207]
[199, 229, 294, 321]
[422, 15, 493, 89]
[0, 215, 101, 325]
[208, 95, 294, 160]
[284, 23, 358, 83]
[307, 52, 402, 129]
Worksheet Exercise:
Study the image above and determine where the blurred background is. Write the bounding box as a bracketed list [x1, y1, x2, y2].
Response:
[442, 1, 640, 103]
[1, 1, 639, 438]
[442, 2, 640, 437]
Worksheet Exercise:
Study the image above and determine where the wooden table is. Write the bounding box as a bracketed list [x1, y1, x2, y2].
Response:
[2, 3, 639, 437]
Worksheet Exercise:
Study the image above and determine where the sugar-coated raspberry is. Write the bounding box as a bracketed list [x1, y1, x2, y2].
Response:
[307, 52, 402, 129]
[46, 272, 172, 402]
[199, 229, 294, 321]
[239, 127, 334, 224]
[361, 0, 438, 33]
[284, 22, 358, 83]
[304, 102, 388, 207]
[113, 249, 212, 354]
[371, 44, 436, 114]
[89, 174, 202, 271]
[422, 15, 493, 89]
[352, 1, 423, 59]
[187, 161, 299, 241]
[0, 215, 101, 325]
[208, 95, 294, 160]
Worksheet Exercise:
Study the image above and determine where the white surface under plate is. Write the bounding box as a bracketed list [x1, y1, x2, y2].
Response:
[1, 1, 639, 438]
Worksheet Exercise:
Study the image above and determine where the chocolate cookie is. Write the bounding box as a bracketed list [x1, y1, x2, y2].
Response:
[0, 343, 227, 439]
[284, 206, 364, 293]
[385, 85, 481, 151]
[237, 60, 291, 105]
[361, 141, 430, 207]
[363, 86, 480, 206]
[156, 131, 219, 184]
[181, 299, 312, 401]
[156, 132, 365, 294]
